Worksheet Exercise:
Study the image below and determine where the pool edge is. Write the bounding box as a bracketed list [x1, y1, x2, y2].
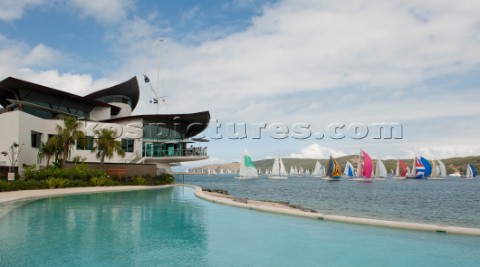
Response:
[191, 184, 480, 237]
[0, 185, 175, 204]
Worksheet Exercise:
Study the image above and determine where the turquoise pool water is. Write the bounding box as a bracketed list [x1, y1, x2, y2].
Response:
[0, 187, 479, 266]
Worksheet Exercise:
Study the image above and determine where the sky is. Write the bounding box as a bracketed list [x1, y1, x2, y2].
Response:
[1, 0, 480, 169]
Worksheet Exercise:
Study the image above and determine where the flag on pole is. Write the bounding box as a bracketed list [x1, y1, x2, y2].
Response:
[143, 74, 150, 83]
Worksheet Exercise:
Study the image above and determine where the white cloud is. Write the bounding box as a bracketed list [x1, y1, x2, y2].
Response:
[16, 69, 94, 94]
[70, 0, 134, 23]
[23, 44, 59, 66]
[412, 146, 480, 160]
[0, 0, 44, 21]
[290, 144, 347, 159]
[110, 0, 480, 122]
[0, 36, 61, 77]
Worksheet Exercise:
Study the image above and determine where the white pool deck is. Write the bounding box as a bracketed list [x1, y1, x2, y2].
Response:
[1, 184, 479, 237]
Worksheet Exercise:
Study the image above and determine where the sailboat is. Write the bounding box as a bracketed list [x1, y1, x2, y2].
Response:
[465, 163, 477, 179]
[325, 156, 342, 181]
[343, 161, 355, 178]
[438, 160, 447, 177]
[268, 151, 288, 180]
[312, 161, 324, 177]
[299, 166, 305, 176]
[349, 150, 373, 182]
[235, 149, 258, 179]
[411, 156, 428, 179]
[373, 158, 387, 181]
[419, 156, 432, 179]
[392, 160, 408, 180]
[289, 166, 299, 176]
[428, 159, 445, 180]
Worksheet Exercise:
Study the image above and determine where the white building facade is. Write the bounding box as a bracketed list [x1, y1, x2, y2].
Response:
[0, 77, 210, 174]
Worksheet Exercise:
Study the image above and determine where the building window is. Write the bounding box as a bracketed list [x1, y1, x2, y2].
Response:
[31, 131, 42, 148]
[121, 138, 134, 153]
[76, 136, 94, 150]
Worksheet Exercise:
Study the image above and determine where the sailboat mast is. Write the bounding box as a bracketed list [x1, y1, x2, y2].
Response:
[156, 39, 164, 114]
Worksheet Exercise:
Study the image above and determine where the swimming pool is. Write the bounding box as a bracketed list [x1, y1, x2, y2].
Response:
[0, 187, 479, 266]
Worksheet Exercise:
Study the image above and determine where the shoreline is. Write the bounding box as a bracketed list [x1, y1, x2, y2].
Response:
[193, 185, 480, 237]
[1, 185, 480, 237]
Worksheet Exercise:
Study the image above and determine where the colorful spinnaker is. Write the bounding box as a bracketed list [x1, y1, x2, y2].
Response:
[327, 156, 342, 179]
[344, 161, 355, 178]
[414, 157, 426, 178]
[419, 156, 432, 178]
[236, 148, 258, 179]
[358, 150, 373, 179]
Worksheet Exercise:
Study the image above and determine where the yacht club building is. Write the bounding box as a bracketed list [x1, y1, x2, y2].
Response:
[0, 76, 210, 174]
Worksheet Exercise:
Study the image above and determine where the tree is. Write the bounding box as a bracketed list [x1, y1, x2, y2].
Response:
[1, 142, 22, 173]
[37, 138, 59, 167]
[92, 128, 125, 166]
[55, 116, 85, 165]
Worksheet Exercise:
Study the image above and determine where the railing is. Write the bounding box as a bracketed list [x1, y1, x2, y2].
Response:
[142, 146, 208, 158]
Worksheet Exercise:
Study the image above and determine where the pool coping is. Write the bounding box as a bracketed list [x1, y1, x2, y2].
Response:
[1, 184, 479, 237]
[191, 184, 480, 237]
[0, 185, 175, 204]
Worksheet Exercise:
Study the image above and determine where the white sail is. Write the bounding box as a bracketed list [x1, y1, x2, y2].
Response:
[395, 161, 400, 176]
[438, 160, 446, 177]
[289, 166, 295, 175]
[269, 151, 288, 179]
[236, 149, 258, 179]
[375, 159, 388, 178]
[466, 163, 473, 178]
[312, 161, 322, 177]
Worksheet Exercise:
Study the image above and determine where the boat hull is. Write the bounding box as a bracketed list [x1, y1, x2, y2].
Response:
[349, 178, 372, 182]
[268, 175, 288, 180]
[235, 176, 258, 180]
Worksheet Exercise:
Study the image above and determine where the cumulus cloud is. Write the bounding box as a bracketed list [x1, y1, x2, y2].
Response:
[290, 144, 347, 159]
[0, 0, 44, 21]
[23, 44, 60, 66]
[0, 36, 61, 77]
[111, 0, 480, 122]
[70, 0, 134, 23]
[411, 146, 480, 160]
[15, 69, 94, 94]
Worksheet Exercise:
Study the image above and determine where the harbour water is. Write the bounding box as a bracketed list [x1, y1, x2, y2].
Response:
[179, 174, 480, 228]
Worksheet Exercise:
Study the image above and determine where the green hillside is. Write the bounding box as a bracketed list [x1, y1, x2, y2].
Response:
[254, 156, 480, 175]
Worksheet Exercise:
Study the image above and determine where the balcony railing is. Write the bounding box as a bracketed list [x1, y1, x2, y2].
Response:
[142, 146, 207, 158]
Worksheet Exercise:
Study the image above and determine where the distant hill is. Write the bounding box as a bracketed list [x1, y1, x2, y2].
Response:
[191, 156, 480, 175]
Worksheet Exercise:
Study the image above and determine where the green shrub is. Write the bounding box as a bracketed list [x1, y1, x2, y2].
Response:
[143, 173, 175, 185]
[45, 177, 70, 189]
[22, 164, 107, 182]
[0, 180, 47, 192]
[90, 174, 113, 186]
[133, 176, 147, 185]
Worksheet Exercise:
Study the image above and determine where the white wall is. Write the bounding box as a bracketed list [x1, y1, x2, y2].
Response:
[89, 106, 111, 121]
[110, 103, 132, 119]
[0, 111, 20, 167]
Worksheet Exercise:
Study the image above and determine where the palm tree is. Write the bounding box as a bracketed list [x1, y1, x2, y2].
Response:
[37, 138, 58, 167]
[92, 128, 125, 166]
[55, 116, 85, 165]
